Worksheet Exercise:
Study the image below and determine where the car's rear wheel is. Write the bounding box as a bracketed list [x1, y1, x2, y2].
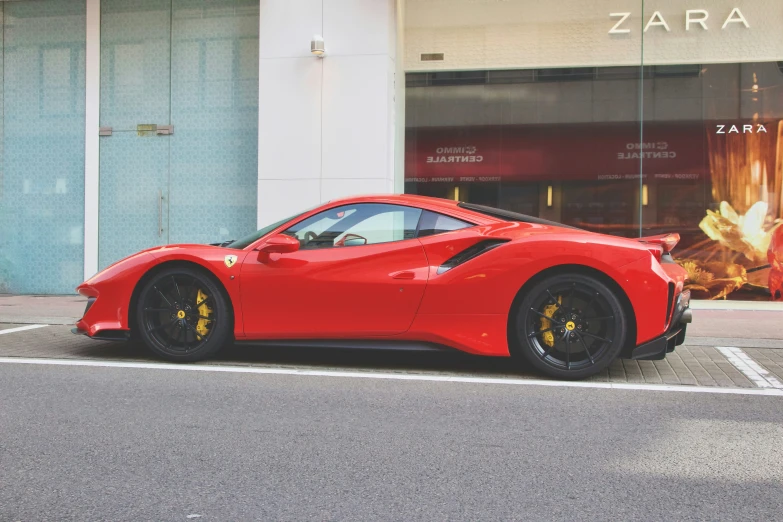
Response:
[512, 273, 627, 379]
[135, 267, 232, 362]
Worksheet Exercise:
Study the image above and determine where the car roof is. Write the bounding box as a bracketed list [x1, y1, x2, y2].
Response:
[321, 193, 498, 223]
[325, 193, 459, 210]
[323, 194, 577, 229]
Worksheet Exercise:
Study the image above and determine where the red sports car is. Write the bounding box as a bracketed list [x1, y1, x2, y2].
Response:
[74, 194, 691, 379]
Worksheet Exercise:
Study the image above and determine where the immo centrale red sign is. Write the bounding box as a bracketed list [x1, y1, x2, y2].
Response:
[404, 123, 710, 183]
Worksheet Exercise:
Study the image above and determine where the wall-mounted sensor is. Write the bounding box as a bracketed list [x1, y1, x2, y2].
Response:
[311, 35, 325, 57]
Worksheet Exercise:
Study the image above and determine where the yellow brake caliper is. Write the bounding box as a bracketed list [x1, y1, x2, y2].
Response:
[195, 289, 213, 338]
[540, 296, 561, 348]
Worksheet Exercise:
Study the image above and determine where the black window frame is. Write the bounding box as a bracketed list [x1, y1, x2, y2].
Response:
[414, 209, 475, 238]
[457, 202, 580, 230]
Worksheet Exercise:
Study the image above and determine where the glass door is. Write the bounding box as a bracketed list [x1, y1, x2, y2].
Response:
[98, 0, 259, 269]
[168, 0, 259, 246]
[98, 0, 172, 269]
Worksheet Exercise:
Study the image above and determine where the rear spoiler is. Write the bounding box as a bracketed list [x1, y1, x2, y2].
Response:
[638, 233, 680, 255]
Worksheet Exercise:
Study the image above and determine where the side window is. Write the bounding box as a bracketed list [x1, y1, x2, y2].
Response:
[416, 210, 473, 238]
[283, 204, 422, 249]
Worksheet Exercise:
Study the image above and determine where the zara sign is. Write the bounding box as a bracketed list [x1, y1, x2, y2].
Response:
[609, 8, 750, 34]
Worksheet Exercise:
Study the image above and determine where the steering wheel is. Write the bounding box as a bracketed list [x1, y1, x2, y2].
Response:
[303, 231, 318, 244]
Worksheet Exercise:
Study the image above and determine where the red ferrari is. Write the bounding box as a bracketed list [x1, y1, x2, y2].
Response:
[74, 194, 691, 379]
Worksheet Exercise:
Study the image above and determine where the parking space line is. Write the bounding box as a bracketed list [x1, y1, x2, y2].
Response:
[0, 324, 49, 335]
[716, 347, 783, 389]
[0, 357, 782, 396]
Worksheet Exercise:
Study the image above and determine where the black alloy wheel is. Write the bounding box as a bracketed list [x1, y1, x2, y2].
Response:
[513, 273, 627, 379]
[136, 267, 232, 362]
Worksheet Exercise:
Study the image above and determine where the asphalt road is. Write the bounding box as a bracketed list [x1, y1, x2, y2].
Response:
[1, 361, 782, 521]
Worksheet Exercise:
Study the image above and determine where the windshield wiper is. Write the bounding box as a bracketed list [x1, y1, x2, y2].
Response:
[209, 239, 235, 247]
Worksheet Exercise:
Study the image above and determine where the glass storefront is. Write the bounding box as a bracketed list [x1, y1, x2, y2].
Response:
[0, 0, 259, 294]
[0, 0, 86, 294]
[404, 0, 783, 301]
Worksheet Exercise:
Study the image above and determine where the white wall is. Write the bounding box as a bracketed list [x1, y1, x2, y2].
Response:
[257, 0, 399, 227]
[405, 0, 783, 71]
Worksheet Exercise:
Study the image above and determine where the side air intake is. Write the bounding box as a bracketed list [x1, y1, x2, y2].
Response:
[437, 239, 508, 275]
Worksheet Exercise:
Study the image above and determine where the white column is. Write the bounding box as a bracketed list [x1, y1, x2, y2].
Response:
[83, 0, 100, 279]
[257, 0, 399, 227]
[393, 0, 405, 194]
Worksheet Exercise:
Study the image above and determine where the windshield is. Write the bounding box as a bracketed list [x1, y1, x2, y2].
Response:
[227, 211, 307, 250]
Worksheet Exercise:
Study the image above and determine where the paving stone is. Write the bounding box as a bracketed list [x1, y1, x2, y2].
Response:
[712, 361, 756, 388]
[1, 324, 781, 390]
[607, 359, 626, 382]
[638, 361, 662, 383]
[743, 348, 783, 385]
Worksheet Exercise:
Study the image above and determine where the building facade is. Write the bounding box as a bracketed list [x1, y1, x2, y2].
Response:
[404, 0, 783, 302]
[0, 0, 402, 294]
[0, 0, 781, 302]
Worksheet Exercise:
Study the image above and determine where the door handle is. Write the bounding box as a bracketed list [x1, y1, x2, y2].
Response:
[158, 190, 164, 237]
[390, 270, 416, 280]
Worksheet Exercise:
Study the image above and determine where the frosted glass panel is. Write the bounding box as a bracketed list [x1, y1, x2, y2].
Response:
[98, 133, 169, 269]
[100, 0, 171, 130]
[168, 0, 259, 246]
[0, 0, 86, 294]
[98, 0, 171, 270]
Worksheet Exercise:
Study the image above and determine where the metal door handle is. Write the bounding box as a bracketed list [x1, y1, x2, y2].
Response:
[391, 270, 416, 280]
[158, 190, 163, 236]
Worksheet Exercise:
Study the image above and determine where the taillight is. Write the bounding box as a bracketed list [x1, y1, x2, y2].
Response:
[437, 239, 508, 275]
[659, 233, 680, 253]
[640, 233, 680, 254]
[639, 233, 680, 262]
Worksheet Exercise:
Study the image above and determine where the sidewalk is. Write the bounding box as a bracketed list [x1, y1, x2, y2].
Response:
[1, 294, 782, 348]
[0, 295, 88, 326]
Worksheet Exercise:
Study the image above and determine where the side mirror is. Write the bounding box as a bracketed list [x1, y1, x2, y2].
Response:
[257, 234, 299, 261]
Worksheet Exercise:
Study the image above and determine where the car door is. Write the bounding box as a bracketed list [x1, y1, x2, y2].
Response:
[239, 203, 430, 338]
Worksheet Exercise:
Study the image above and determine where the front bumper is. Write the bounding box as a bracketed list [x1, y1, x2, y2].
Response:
[73, 296, 131, 341]
[630, 290, 691, 361]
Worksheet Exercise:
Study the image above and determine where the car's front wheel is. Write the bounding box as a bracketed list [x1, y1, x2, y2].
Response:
[135, 267, 232, 362]
[512, 273, 627, 379]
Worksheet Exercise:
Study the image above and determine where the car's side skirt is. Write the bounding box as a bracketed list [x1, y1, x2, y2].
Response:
[234, 339, 456, 353]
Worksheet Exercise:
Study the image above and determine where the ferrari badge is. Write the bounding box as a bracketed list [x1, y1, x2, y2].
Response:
[224, 255, 238, 268]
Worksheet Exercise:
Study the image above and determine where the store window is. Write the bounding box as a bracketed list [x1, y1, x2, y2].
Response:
[404, 0, 783, 301]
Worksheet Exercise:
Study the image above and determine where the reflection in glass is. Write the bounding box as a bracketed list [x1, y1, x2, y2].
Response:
[405, 62, 783, 301]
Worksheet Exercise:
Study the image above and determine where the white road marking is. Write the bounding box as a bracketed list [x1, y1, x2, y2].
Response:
[0, 324, 49, 336]
[716, 346, 783, 389]
[0, 357, 782, 396]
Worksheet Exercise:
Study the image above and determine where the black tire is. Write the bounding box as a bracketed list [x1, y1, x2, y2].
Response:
[511, 273, 627, 380]
[135, 267, 232, 362]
